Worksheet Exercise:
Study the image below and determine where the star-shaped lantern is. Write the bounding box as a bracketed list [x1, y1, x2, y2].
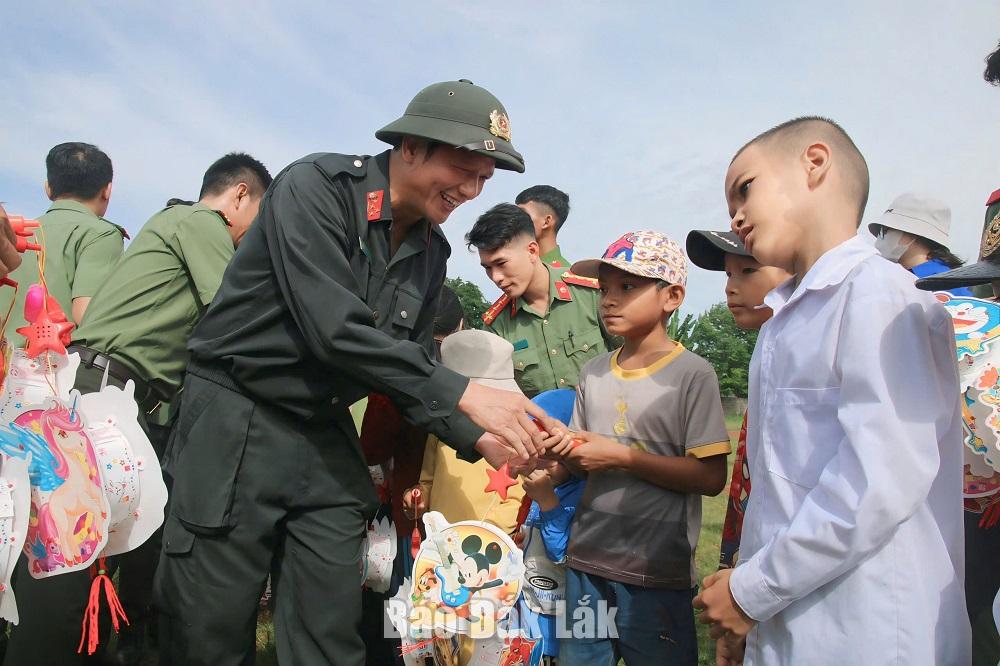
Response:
[483, 463, 518, 501]
[16, 292, 74, 358]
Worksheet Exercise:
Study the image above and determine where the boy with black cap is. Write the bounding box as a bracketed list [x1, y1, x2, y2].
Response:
[686, 228, 790, 665]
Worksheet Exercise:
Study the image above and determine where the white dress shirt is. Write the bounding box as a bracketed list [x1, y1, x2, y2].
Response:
[730, 235, 971, 665]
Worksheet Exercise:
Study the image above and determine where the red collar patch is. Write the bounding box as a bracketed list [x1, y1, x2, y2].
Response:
[367, 190, 385, 221]
[987, 188, 1000, 206]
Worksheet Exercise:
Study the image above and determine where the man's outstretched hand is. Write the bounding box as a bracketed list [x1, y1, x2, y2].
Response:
[459, 382, 564, 465]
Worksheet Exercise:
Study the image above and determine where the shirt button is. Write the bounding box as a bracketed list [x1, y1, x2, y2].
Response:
[353, 159, 363, 167]
[542, 320, 548, 325]
[559, 378, 566, 385]
[331, 397, 339, 405]
[550, 349, 557, 356]
[582, 344, 589, 351]
[430, 400, 439, 410]
[517, 362, 524, 368]
[373, 310, 379, 321]
[400, 310, 408, 319]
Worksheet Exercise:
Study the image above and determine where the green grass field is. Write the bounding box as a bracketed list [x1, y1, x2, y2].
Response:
[253, 420, 740, 665]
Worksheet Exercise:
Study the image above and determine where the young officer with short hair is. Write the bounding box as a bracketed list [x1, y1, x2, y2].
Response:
[468, 203, 614, 397]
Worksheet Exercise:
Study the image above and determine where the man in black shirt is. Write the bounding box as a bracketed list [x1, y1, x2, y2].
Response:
[155, 80, 557, 665]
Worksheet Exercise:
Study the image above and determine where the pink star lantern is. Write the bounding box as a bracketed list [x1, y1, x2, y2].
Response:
[483, 463, 518, 501]
[16, 299, 74, 358]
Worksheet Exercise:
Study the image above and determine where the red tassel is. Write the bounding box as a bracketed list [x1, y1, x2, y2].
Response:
[77, 557, 129, 655]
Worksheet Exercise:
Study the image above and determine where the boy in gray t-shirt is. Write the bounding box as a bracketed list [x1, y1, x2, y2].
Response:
[549, 230, 731, 665]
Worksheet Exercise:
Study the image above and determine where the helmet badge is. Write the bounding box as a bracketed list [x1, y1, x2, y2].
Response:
[489, 110, 512, 142]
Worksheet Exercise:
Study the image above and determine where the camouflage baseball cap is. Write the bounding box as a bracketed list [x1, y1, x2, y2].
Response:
[571, 230, 688, 286]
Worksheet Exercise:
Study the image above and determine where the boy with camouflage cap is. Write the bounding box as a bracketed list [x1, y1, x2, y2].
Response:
[546, 231, 730, 665]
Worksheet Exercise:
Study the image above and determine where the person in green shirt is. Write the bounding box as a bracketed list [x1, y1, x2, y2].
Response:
[468, 203, 615, 396]
[2, 142, 125, 344]
[515, 184, 571, 268]
[2, 152, 272, 666]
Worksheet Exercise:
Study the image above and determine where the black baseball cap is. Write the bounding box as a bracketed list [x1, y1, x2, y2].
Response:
[685, 230, 752, 271]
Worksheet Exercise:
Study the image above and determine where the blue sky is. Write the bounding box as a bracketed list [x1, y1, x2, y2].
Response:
[3, 2, 998, 316]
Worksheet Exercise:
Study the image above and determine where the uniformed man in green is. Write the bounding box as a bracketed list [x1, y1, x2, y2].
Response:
[1, 142, 125, 341]
[155, 80, 558, 666]
[467, 203, 615, 396]
[2, 152, 272, 666]
[515, 184, 571, 268]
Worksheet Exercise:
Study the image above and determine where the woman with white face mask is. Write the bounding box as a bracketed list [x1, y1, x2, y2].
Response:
[869, 192, 972, 296]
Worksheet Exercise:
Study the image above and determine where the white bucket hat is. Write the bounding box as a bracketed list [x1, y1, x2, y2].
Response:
[440, 330, 522, 393]
[868, 192, 952, 248]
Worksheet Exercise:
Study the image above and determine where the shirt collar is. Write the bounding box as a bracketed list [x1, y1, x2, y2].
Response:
[512, 265, 572, 315]
[46, 198, 98, 218]
[764, 234, 875, 314]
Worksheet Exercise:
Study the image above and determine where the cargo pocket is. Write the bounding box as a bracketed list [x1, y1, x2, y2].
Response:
[162, 514, 195, 557]
[563, 326, 604, 362]
[169, 385, 255, 533]
[391, 288, 423, 332]
[512, 347, 542, 394]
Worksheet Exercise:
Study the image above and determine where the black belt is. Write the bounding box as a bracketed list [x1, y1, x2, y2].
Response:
[67, 345, 165, 413]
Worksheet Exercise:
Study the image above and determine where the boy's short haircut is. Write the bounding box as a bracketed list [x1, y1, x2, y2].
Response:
[46, 142, 113, 200]
[199, 153, 273, 200]
[733, 116, 870, 227]
[465, 202, 536, 252]
[515, 185, 571, 231]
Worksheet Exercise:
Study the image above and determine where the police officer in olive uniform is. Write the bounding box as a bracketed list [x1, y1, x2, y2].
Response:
[467, 203, 615, 396]
[155, 80, 556, 666]
[916, 187, 1000, 666]
[2, 142, 125, 343]
[515, 184, 572, 269]
[2, 153, 272, 666]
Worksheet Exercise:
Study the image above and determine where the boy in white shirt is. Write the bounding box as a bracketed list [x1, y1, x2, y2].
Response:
[693, 116, 971, 665]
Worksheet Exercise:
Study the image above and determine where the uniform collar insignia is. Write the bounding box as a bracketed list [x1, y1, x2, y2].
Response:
[367, 190, 385, 222]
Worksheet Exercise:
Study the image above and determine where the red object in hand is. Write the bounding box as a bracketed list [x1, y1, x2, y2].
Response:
[16, 287, 74, 358]
[410, 489, 422, 559]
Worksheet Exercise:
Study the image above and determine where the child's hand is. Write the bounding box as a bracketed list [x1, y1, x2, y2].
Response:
[402, 486, 427, 520]
[522, 470, 559, 511]
[541, 428, 578, 459]
[564, 431, 627, 472]
[693, 568, 756, 640]
[716, 634, 745, 665]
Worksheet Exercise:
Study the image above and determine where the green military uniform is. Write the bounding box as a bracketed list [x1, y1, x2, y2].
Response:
[74, 202, 235, 401]
[483, 264, 615, 396]
[3, 202, 235, 666]
[1, 199, 125, 345]
[541, 244, 570, 269]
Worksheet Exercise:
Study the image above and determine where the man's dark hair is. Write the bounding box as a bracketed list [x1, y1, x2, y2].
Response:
[515, 185, 571, 231]
[986, 40, 1000, 86]
[433, 285, 465, 336]
[199, 153, 272, 200]
[734, 116, 870, 227]
[465, 203, 535, 252]
[45, 142, 113, 200]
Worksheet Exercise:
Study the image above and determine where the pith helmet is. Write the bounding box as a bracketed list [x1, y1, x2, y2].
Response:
[376, 79, 525, 173]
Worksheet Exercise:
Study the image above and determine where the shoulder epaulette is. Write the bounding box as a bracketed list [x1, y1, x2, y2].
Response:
[987, 188, 1000, 206]
[310, 153, 368, 180]
[104, 219, 130, 240]
[482, 293, 511, 325]
[561, 271, 600, 289]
